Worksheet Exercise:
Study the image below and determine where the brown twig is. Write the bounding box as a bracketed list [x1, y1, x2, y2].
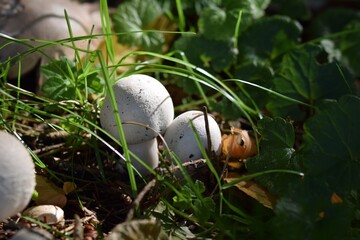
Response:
[125, 178, 157, 222]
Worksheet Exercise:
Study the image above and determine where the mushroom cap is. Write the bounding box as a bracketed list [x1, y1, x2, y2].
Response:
[100, 74, 174, 144]
[127, 138, 159, 176]
[0, 131, 36, 220]
[164, 110, 222, 162]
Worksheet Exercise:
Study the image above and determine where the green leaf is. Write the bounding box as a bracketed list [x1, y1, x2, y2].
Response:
[222, 0, 270, 19]
[310, 8, 360, 76]
[41, 57, 77, 101]
[257, 117, 295, 149]
[269, 178, 354, 240]
[198, 6, 240, 40]
[112, 0, 164, 52]
[269, 0, 311, 20]
[246, 117, 301, 195]
[310, 8, 360, 37]
[41, 57, 104, 101]
[41, 77, 76, 101]
[237, 15, 302, 64]
[209, 98, 244, 120]
[234, 62, 274, 109]
[266, 44, 355, 119]
[174, 34, 237, 72]
[198, 0, 271, 40]
[193, 197, 215, 224]
[301, 95, 360, 194]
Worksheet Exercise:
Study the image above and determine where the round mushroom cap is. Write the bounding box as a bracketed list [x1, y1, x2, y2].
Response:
[100, 74, 174, 144]
[0, 131, 36, 220]
[164, 110, 222, 163]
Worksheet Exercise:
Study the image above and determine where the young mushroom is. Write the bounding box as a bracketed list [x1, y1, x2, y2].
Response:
[0, 131, 36, 221]
[164, 110, 222, 163]
[100, 74, 174, 144]
[100, 74, 174, 174]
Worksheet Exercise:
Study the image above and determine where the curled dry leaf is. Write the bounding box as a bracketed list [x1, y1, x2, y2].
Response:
[35, 175, 67, 208]
[224, 172, 276, 209]
[330, 192, 343, 204]
[221, 127, 257, 159]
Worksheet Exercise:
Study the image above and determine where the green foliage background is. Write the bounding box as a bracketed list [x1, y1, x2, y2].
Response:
[19, 0, 360, 239]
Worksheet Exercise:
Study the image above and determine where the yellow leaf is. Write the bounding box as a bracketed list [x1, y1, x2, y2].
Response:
[224, 173, 276, 209]
[35, 175, 67, 208]
[63, 182, 77, 195]
[330, 192, 343, 204]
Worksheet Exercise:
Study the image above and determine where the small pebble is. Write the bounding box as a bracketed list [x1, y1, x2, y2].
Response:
[23, 205, 64, 225]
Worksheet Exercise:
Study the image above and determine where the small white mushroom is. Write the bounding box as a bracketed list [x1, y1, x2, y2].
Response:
[0, 131, 36, 221]
[127, 138, 159, 176]
[164, 110, 222, 162]
[100, 74, 174, 144]
[23, 205, 64, 225]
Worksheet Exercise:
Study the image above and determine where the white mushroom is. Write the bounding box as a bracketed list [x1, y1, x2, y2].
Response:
[100, 74, 174, 144]
[164, 110, 222, 162]
[0, 131, 36, 221]
[0, 0, 102, 80]
[127, 138, 159, 176]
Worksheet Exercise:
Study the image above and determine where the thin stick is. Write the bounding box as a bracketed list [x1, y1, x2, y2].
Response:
[125, 179, 157, 222]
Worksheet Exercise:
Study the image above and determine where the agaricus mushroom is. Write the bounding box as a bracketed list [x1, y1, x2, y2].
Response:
[0, 131, 36, 221]
[100, 74, 174, 144]
[127, 138, 159, 176]
[164, 110, 222, 162]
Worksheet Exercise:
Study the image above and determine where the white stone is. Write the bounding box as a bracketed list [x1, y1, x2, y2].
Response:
[23, 205, 64, 225]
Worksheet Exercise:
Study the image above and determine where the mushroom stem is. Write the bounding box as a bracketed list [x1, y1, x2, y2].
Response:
[126, 138, 159, 176]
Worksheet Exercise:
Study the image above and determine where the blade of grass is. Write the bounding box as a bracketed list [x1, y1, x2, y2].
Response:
[97, 51, 138, 196]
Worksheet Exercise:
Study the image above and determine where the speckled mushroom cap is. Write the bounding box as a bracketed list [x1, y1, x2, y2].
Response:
[0, 131, 36, 220]
[100, 74, 174, 144]
[164, 110, 222, 162]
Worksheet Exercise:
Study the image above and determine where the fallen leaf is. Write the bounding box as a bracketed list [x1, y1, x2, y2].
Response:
[221, 127, 257, 159]
[63, 182, 77, 195]
[330, 192, 343, 204]
[106, 218, 168, 240]
[224, 173, 276, 209]
[35, 175, 67, 208]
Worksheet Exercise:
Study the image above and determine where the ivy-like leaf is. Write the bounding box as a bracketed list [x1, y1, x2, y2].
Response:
[310, 8, 360, 76]
[301, 95, 360, 194]
[269, 0, 311, 20]
[234, 62, 274, 109]
[269, 178, 354, 240]
[112, 0, 164, 52]
[266, 44, 355, 120]
[237, 15, 302, 64]
[246, 117, 301, 195]
[174, 34, 237, 72]
[198, 6, 239, 40]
